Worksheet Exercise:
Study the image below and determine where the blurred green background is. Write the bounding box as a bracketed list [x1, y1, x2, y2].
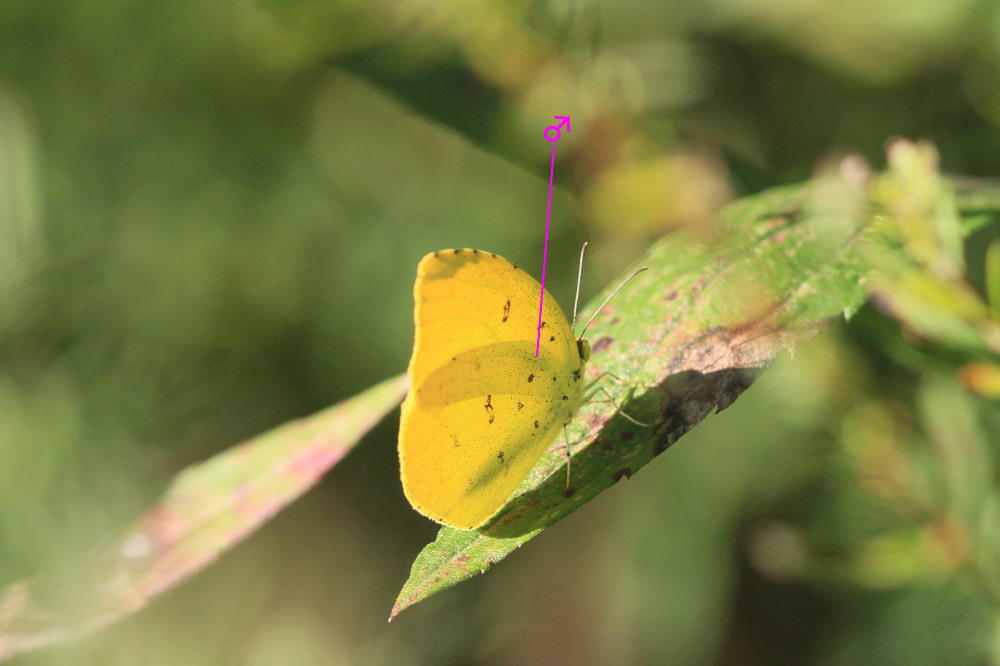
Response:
[2, 0, 999, 663]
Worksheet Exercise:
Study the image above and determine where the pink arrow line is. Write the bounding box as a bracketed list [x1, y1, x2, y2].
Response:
[535, 144, 558, 357]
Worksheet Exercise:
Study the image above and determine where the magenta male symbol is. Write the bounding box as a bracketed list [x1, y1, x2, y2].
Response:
[535, 115, 572, 357]
[543, 116, 572, 143]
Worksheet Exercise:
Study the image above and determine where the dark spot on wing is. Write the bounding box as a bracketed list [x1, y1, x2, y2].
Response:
[592, 337, 613, 353]
[517, 401, 524, 410]
[485, 394, 494, 424]
[497, 451, 504, 462]
[527, 374, 534, 383]
[451, 248, 461, 254]
[549, 336, 555, 342]
[572, 369, 580, 382]
[502, 299, 511, 322]
[533, 420, 539, 429]
[561, 395, 568, 400]
[540, 321, 546, 329]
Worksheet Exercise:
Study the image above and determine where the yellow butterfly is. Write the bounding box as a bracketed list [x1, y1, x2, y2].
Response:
[398, 249, 589, 530]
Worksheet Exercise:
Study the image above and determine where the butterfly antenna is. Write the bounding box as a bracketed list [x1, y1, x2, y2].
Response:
[578, 266, 649, 340]
[571, 242, 588, 333]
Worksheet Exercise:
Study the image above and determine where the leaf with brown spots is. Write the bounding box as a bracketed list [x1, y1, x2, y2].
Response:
[391, 173, 880, 618]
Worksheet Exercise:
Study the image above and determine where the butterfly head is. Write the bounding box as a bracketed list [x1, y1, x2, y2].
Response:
[576, 338, 591, 362]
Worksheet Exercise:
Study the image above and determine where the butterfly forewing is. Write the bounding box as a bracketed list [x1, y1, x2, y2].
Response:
[399, 249, 586, 529]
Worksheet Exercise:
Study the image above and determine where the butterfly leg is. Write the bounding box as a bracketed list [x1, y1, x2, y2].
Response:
[594, 370, 634, 387]
[584, 370, 635, 392]
[561, 426, 572, 489]
[584, 372, 608, 392]
[583, 384, 652, 427]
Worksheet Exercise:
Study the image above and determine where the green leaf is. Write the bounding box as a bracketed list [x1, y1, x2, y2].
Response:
[952, 177, 1000, 235]
[865, 142, 998, 353]
[391, 174, 874, 618]
[875, 140, 964, 278]
[0, 374, 407, 662]
[918, 373, 992, 522]
[987, 240, 1000, 321]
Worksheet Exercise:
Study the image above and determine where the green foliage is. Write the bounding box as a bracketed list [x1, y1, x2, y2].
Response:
[1, 0, 1000, 663]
